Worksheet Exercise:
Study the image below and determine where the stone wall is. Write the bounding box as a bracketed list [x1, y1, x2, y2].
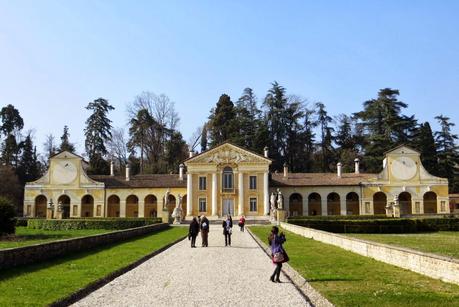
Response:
[280, 222, 459, 285]
[0, 223, 169, 270]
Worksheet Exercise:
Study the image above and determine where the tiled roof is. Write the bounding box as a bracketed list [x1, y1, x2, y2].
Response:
[89, 174, 187, 189]
[270, 172, 377, 187]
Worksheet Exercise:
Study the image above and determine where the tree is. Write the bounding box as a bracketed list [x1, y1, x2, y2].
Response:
[335, 115, 358, 172]
[107, 127, 129, 174]
[84, 98, 115, 174]
[43, 134, 58, 165]
[208, 94, 238, 147]
[0, 104, 24, 167]
[0, 165, 22, 209]
[0, 196, 16, 235]
[413, 122, 438, 175]
[165, 131, 188, 172]
[316, 102, 335, 172]
[17, 134, 41, 184]
[200, 124, 208, 152]
[59, 126, 75, 153]
[435, 115, 459, 192]
[234, 88, 262, 151]
[301, 108, 317, 172]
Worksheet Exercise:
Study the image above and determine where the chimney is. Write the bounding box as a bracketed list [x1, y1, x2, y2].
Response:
[264, 146, 269, 158]
[337, 162, 342, 178]
[354, 158, 360, 174]
[283, 163, 288, 178]
[125, 164, 130, 181]
[179, 163, 184, 180]
[110, 161, 115, 176]
[189, 150, 194, 158]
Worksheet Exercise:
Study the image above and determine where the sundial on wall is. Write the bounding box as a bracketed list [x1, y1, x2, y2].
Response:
[52, 160, 77, 184]
[391, 157, 417, 181]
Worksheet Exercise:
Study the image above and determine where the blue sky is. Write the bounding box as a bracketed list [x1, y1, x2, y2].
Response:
[0, 1, 458, 154]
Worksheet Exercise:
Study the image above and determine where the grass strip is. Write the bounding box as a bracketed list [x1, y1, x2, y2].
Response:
[0, 226, 187, 306]
[250, 226, 459, 307]
[344, 231, 459, 259]
[0, 227, 110, 249]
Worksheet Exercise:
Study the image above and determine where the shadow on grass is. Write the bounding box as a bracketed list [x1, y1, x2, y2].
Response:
[0, 228, 170, 283]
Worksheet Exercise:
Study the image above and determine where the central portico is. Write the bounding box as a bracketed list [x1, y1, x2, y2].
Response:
[183, 143, 272, 219]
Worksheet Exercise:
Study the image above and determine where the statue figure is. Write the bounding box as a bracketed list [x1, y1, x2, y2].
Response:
[172, 194, 182, 224]
[163, 189, 170, 210]
[277, 189, 284, 210]
[270, 192, 277, 221]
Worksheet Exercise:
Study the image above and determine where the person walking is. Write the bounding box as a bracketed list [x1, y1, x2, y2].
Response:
[200, 215, 210, 247]
[268, 226, 289, 282]
[188, 217, 200, 248]
[222, 215, 233, 246]
[238, 215, 246, 232]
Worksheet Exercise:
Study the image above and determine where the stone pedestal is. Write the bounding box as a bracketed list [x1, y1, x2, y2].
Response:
[161, 209, 170, 224]
[277, 209, 287, 224]
[46, 209, 54, 219]
[393, 205, 401, 218]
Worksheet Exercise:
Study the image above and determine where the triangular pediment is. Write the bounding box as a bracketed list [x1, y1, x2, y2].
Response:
[385, 145, 420, 156]
[185, 143, 271, 165]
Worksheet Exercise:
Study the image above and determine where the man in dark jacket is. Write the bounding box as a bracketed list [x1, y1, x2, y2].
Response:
[188, 217, 200, 248]
[200, 215, 210, 247]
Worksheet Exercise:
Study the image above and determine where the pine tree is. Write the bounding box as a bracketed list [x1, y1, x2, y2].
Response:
[17, 134, 41, 183]
[200, 124, 208, 152]
[316, 102, 335, 172]
[128, 109, 156, 174]
[165, 131, 188, 172]
[60, 126, 76, 153]
[413, 122, 438, 175]
[335, 115, 358, 172]
[208, 94, 238, 147]
[435, 115, 459, 192]
[301, 108, 317, 172]
[84, 98, 115, 174]
[0, 104, 24, 167]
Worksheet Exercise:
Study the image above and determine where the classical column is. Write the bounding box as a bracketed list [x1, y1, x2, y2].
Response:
[120, 200, 126, 217]
[264, 171, 269, 215]
[302, 196, 309, 216]
[238, 172, 244, 216]
[212, 172, 218, 216]
[340, 194, 347, 216]
[187, 173, 193, 216]
[321, 194, 328, 216]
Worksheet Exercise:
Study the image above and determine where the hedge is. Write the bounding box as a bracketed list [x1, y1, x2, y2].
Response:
[0, 197, 17, 235]
[288, 214, 389, 221]
[27, 218, 161, 230]
[287, 218, 459, 233]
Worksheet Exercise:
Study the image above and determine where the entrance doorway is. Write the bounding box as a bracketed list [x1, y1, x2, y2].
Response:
[223, 199, 234, 216]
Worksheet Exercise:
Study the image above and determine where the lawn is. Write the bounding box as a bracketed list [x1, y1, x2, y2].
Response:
[344, 231, 459, 259]
[0, 227, 110, 249]
[250, 226, 459, 307]
[0, 226, 187, 306]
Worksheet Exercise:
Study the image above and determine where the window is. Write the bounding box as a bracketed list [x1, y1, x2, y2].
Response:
[199, 198, 207, 212]
[249, 176, 257, 190]
[199, 176, 207, 190]
[250, 198, 257, 211]
[223, 167, 233, 191]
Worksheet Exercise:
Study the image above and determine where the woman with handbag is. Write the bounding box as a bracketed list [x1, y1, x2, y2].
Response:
[268, 226, 288, 282]
[222, 215, 233, 246]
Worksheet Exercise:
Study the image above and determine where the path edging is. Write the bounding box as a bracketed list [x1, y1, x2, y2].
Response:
[50, 232, 187, 307]
[246, 226, 334, 307]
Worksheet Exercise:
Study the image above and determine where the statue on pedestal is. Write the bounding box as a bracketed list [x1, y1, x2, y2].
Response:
[163, 189, 170, 210]
[277, 189, 284, 210]
[270, 192, 277, 221]
[172, 194, 182, 224]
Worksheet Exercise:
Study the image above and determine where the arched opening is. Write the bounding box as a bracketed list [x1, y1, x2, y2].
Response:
[289, 193, 303, 217]
[373, 192, 387, 214]
[181, 195, 187, 219]
[423, 191, 437, 214]
[327, 193, 341, 215]
[126, 195, 139, 217]
[81, 195, 94, 217]
[144, 195, 157, 217]
[107, 195, 120, 217]
[167, 194, 176, 216]
[222, 167, 234, 192]
[346, 192, 359, 215]
[399, 192, 412, 215]
[308, 193, 321, 216]
[57, 195, 71, 218]
[35, 195, 47, 218]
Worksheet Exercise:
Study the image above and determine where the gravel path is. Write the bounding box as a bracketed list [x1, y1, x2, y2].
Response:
[73, 225, 310, 307]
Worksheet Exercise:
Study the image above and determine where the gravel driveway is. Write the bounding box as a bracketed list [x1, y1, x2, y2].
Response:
[73, 225, 310, 307]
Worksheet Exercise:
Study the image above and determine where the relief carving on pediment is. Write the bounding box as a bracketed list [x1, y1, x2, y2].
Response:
[205, 149, 248, 164]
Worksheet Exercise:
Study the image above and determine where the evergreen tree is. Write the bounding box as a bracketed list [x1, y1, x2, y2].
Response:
[200, 124, 208, 152]
[84, 98, 115, 174]
[128, 109, 156, 174]
[301, 108, 317, 172]
[316, 102, 335, 172]
[208, 94, 238, 147]
[17, 134, 41, 183]
[435, 115, 459, 192]
[0, 104, 24, 167]
[165, 131, 188, 172]
[284, 97, 305, 172]
[59, 125, 75, 153]
[335, 115, 358, 172]
[413, 122, 438, 175]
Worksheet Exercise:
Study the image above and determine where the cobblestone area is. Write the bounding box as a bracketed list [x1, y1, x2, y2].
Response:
[74, 225, 310, 307]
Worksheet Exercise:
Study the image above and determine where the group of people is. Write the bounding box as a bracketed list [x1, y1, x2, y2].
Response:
[188, 215, 247, 248]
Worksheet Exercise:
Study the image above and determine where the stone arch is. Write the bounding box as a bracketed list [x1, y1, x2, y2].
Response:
[35, 195, 47, 218]
[327, 192, 340, 215]
[144, 194, 157, 218]
[289, 193, 303, 217]
[308, 193, 321, 216]
[57, 195, 71, 218]
[81, 195, 94, 217]
[373, 192, 387, 214]
[167, 194, 176, 215]
[346, 192, 359, 215]
[107, 195, 120, 217]
[423, 191, 437, 214]
[399, 192, 412, 215]
[126, 195, 139, 217]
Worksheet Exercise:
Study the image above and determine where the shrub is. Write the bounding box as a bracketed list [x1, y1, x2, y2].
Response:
[289, 215, 389, 221]
[27, 218, 161, 231]
[0, 197, 17, 235]
[16, 217, 29, 227]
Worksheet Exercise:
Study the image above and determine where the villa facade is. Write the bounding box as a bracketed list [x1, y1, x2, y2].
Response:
[23, 143, 450, 220]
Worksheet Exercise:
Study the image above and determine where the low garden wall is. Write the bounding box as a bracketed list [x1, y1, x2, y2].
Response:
[281, 222, 459, 286]
[0, 223, 169, 270]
